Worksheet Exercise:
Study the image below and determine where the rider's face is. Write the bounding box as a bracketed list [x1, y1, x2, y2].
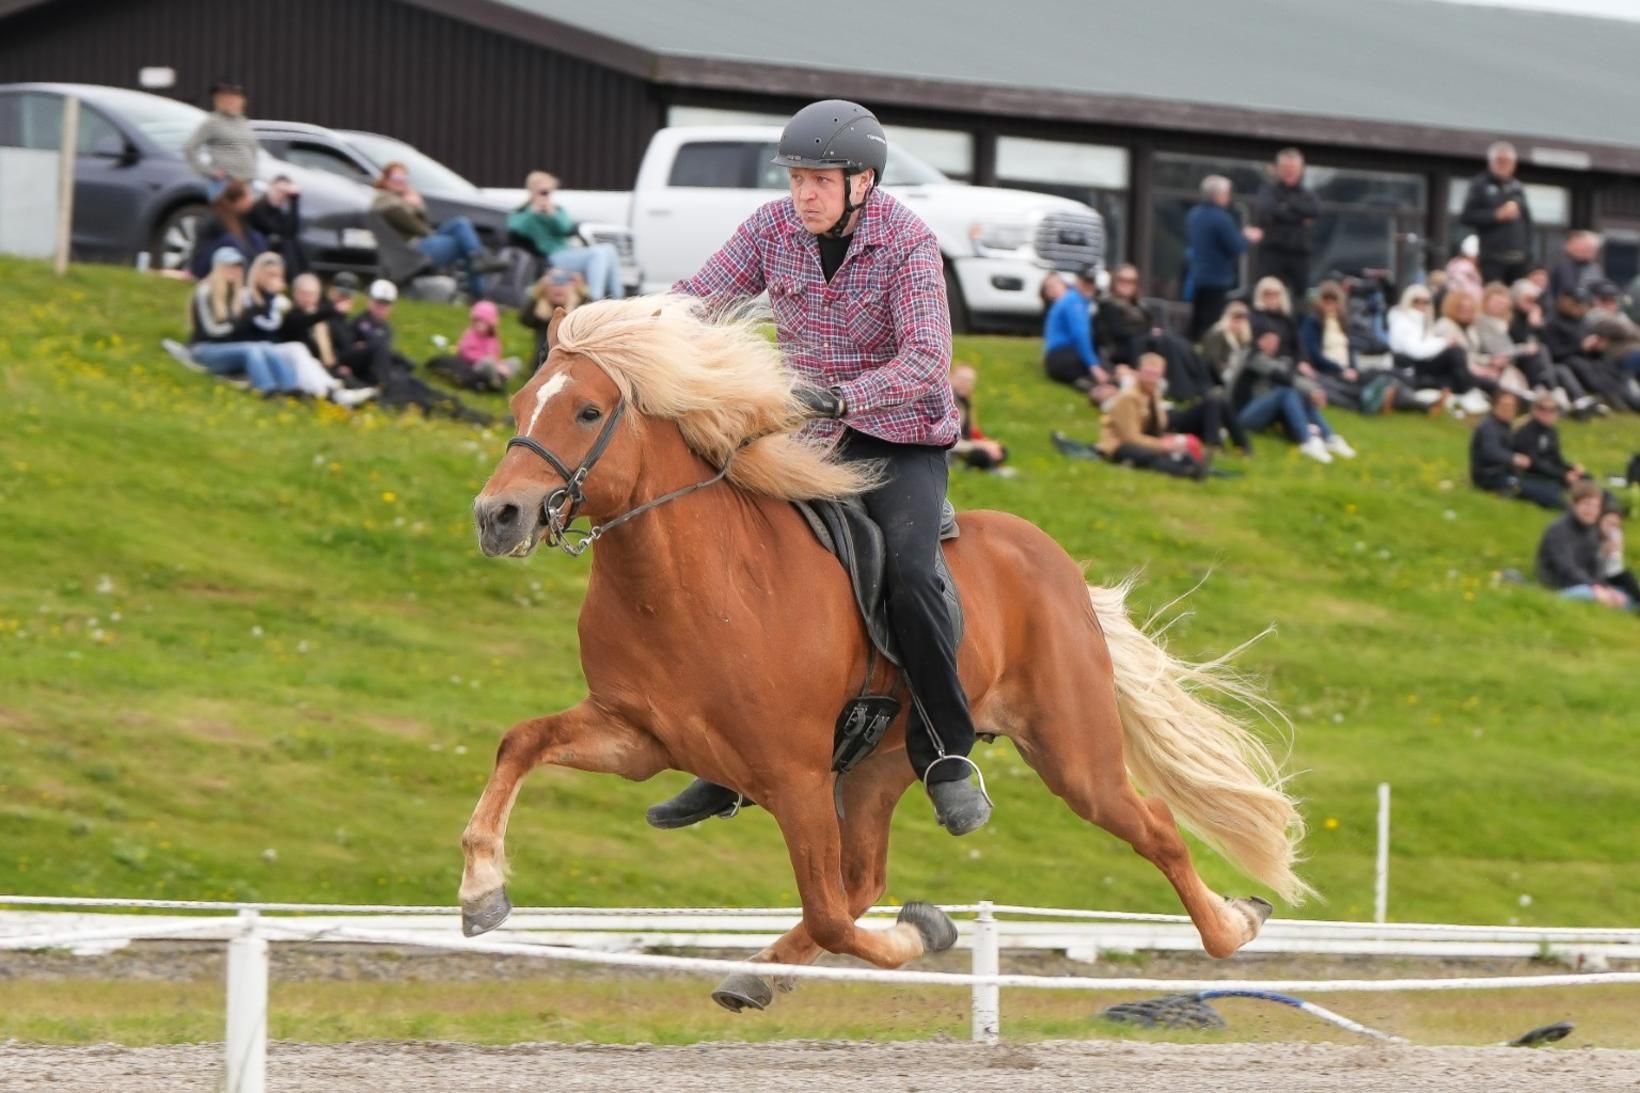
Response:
[789, 168, 869, 234]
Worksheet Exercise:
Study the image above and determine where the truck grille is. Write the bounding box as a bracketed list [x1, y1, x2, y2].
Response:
[1034, 212, 1105, 271]
[582, 227, 636, 264]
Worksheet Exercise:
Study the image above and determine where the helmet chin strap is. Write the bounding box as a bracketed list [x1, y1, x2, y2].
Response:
[826, 170, 872, 238]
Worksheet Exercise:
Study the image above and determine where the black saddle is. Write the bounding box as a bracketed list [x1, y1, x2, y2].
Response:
[791, 497, 964, 667]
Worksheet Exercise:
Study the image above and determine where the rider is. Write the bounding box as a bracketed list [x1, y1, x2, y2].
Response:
[646, 99, 992, 837]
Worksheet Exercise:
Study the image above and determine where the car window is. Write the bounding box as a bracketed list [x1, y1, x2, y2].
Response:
[9, 92, 63, 150]
[339, 131, 479, 196]
[76, 106, 123, 155]
[283, 142, 372, 182]
[668, 142, 753, 188]
[0, 94, 20, 146]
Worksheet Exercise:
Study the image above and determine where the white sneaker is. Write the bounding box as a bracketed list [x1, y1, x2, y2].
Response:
[1412, 388, 1443, 407]
[162, 338, 206, 372]
[1325, 434, 1357, 459]
[329, 386, 379, 408]
[1299, 436, 1334, 464]
[1458, 388, 1491, 416]
[1553, 388, 1573, 413]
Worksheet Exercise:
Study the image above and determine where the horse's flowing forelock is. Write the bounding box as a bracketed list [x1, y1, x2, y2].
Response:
[553, 295, 877, 501]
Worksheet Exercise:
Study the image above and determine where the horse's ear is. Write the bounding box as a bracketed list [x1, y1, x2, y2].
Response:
[546, 307, 567, 351]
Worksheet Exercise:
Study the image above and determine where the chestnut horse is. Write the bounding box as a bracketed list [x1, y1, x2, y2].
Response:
[460, 297, 1309, 1009]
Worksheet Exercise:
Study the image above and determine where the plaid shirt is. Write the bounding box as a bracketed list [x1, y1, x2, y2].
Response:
[674, 191, 958, 447]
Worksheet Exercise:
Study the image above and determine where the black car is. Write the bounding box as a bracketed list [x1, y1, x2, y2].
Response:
[0, 83, 378, 273]
[248, 121, 507, 248]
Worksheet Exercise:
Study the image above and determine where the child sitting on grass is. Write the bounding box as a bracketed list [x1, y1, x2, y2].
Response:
[428, 300, 521, 392]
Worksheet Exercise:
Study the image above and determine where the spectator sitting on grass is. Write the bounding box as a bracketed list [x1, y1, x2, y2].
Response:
[249, 175, 305, 276]
[343, 280, 490, 424]
[949, 363, 1010, 474]
[1094, 353, 1210, 480]
[188, 180, 267, 280]
[1599, 500, 1640, 606]
[239, 253, 376, 407]
[1432, 288, 1504, 412]
[181, 78, 256, 199]
[1585, 281, 1640, 393]
[519, 267, 586, 367]
[1536, 481, 1633, 611]
[164, 246, 297, 397]
[282, 271, 380, 406]
[1096, 263, 1152, 370]
[1469, 391, 1560, 507]
[1388, 283, 1468, 410]
[1513, 391, 1590, 508]
[427, 300, 522, 392]
[1235, 279, 1354, 464]
[1541, 288, 1640, 413]
[507, 171, 625, 302]
[1042, 265, 1114, 396]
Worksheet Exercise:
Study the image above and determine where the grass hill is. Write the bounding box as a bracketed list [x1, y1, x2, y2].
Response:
[1, 255, 1636, 927]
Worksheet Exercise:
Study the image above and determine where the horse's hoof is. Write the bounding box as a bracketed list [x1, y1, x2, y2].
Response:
[461, 887, 513, 937]
[898, 901, 959, 954]
[711, 972, 774, 1013]
[1228, 895, 1274, 943]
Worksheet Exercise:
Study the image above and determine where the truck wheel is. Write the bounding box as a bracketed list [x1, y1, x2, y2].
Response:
[152, 203, 209, 272]
[944, 262, 971, 335]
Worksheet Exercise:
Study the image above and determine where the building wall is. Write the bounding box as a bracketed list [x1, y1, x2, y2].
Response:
[0, 0, 662, 187]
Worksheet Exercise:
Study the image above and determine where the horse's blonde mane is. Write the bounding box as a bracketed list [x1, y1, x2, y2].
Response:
[553, 295, 876, 500]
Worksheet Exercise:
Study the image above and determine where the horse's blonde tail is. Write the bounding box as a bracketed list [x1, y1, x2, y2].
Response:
[1088, 581, 1314, 905]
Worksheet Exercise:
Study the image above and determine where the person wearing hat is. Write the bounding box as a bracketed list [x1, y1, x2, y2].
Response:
[1584, 280, 1640, 387]
[654, 99, 992, 837]
[182, 80, 257, 201]
[427, 299, 520, 392]
[165, 245, 297, 396]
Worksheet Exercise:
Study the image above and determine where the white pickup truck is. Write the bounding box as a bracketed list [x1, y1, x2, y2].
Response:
[485, 125, 1105, 331]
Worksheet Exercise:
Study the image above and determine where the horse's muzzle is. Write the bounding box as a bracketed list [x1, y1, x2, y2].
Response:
[474, 492, 545, 558]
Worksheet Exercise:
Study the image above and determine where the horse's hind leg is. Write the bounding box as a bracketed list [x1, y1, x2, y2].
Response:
[1011, 665, 1271, 960]
[459, 700, 669, 936]
[713, 756, 915, 1012]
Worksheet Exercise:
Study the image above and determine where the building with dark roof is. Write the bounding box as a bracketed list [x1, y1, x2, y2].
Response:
[5, 0, 1640, 291]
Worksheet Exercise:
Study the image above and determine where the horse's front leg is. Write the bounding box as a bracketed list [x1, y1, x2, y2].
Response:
[459, 699, 668, 936]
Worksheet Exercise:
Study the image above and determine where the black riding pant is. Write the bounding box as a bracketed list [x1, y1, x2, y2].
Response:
[839, 430, 976, 784]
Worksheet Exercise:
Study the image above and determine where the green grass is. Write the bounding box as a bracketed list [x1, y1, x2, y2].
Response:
[1, 254, 1637, 931]
[3, 973, 1638, 1048]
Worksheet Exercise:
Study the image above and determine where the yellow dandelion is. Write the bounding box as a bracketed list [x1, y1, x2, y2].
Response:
[381, 491, 397, 503]
[1324, 817, 1339, 830]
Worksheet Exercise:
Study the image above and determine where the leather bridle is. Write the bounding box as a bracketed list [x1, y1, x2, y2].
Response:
[504, 397, 733, 557]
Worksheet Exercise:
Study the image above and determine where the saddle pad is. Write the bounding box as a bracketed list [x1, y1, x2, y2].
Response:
[792, 497, 964, 668]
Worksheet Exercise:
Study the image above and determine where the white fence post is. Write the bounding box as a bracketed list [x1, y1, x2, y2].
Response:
[53, 96, 78, 276]
[225, 909, 268, 1093]
[1375, 782, 1391, 925]
[971, 900, 1000, 1043]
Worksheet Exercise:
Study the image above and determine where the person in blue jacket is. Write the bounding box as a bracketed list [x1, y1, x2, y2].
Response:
[1042, 266, 1113, 396]
[1185, 175, 1261, 341]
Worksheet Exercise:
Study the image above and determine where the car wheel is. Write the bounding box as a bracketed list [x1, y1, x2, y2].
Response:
[152, 204, 209, 272]
[944, 261, 971, 335]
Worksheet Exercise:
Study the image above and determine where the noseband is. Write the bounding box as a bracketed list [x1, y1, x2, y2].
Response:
[504, 398, 733, 557]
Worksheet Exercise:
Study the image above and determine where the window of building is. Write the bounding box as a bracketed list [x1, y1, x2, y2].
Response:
[995, 136, 1129, 267]
[1149, 152, 1426, 300]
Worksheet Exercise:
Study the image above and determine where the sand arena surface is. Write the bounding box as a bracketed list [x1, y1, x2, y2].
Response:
[3, 1038, 1639, 1092]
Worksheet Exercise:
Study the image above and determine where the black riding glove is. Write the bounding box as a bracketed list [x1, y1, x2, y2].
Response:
[794, 385, 847, 420]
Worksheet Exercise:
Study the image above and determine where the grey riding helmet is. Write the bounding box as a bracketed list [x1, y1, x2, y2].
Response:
[772, 100, 888, 235]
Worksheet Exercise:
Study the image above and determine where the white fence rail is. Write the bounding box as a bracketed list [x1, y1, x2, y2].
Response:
[3, 896, 1636, 1093]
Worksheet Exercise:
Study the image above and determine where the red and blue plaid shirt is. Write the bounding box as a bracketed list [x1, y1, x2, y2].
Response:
[674, 191, 958, 448]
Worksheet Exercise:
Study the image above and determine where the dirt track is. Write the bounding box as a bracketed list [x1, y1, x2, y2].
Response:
[4, 1039, 1638, 1092]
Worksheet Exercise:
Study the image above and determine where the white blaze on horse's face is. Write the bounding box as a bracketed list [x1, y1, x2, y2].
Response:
[524, 370, 571, 436]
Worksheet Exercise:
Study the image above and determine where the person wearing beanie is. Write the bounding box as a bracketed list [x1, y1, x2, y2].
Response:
[427, 299, 522, 392]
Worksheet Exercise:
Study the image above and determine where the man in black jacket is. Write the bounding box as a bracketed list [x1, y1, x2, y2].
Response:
[1470, 391, 1550, 504]
[1536, 481, 1631, 610]
[1459, 143, 1533, 285]
[1252, 148, 1321, 305]
[1512, 392, 1587, 508]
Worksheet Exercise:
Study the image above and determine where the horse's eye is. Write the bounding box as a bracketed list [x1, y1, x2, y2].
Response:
[578, 405, 603, 423]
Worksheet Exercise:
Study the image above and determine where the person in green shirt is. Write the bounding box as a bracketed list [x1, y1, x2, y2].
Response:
[507, 171, 624, 301]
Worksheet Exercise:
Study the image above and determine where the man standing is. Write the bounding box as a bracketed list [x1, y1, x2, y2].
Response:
[1186, 176, 1261, 340]
[648, 100, 992, 837]
[1252, 148, 1320, 307]
[182, 79, 257, 200]
[1460, 142, 1534, 286]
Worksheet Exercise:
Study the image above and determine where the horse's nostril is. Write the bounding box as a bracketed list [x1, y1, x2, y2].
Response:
[494, 503, 520, 528]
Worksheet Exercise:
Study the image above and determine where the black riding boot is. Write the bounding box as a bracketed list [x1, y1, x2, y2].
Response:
[645, 778, 748, 829]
